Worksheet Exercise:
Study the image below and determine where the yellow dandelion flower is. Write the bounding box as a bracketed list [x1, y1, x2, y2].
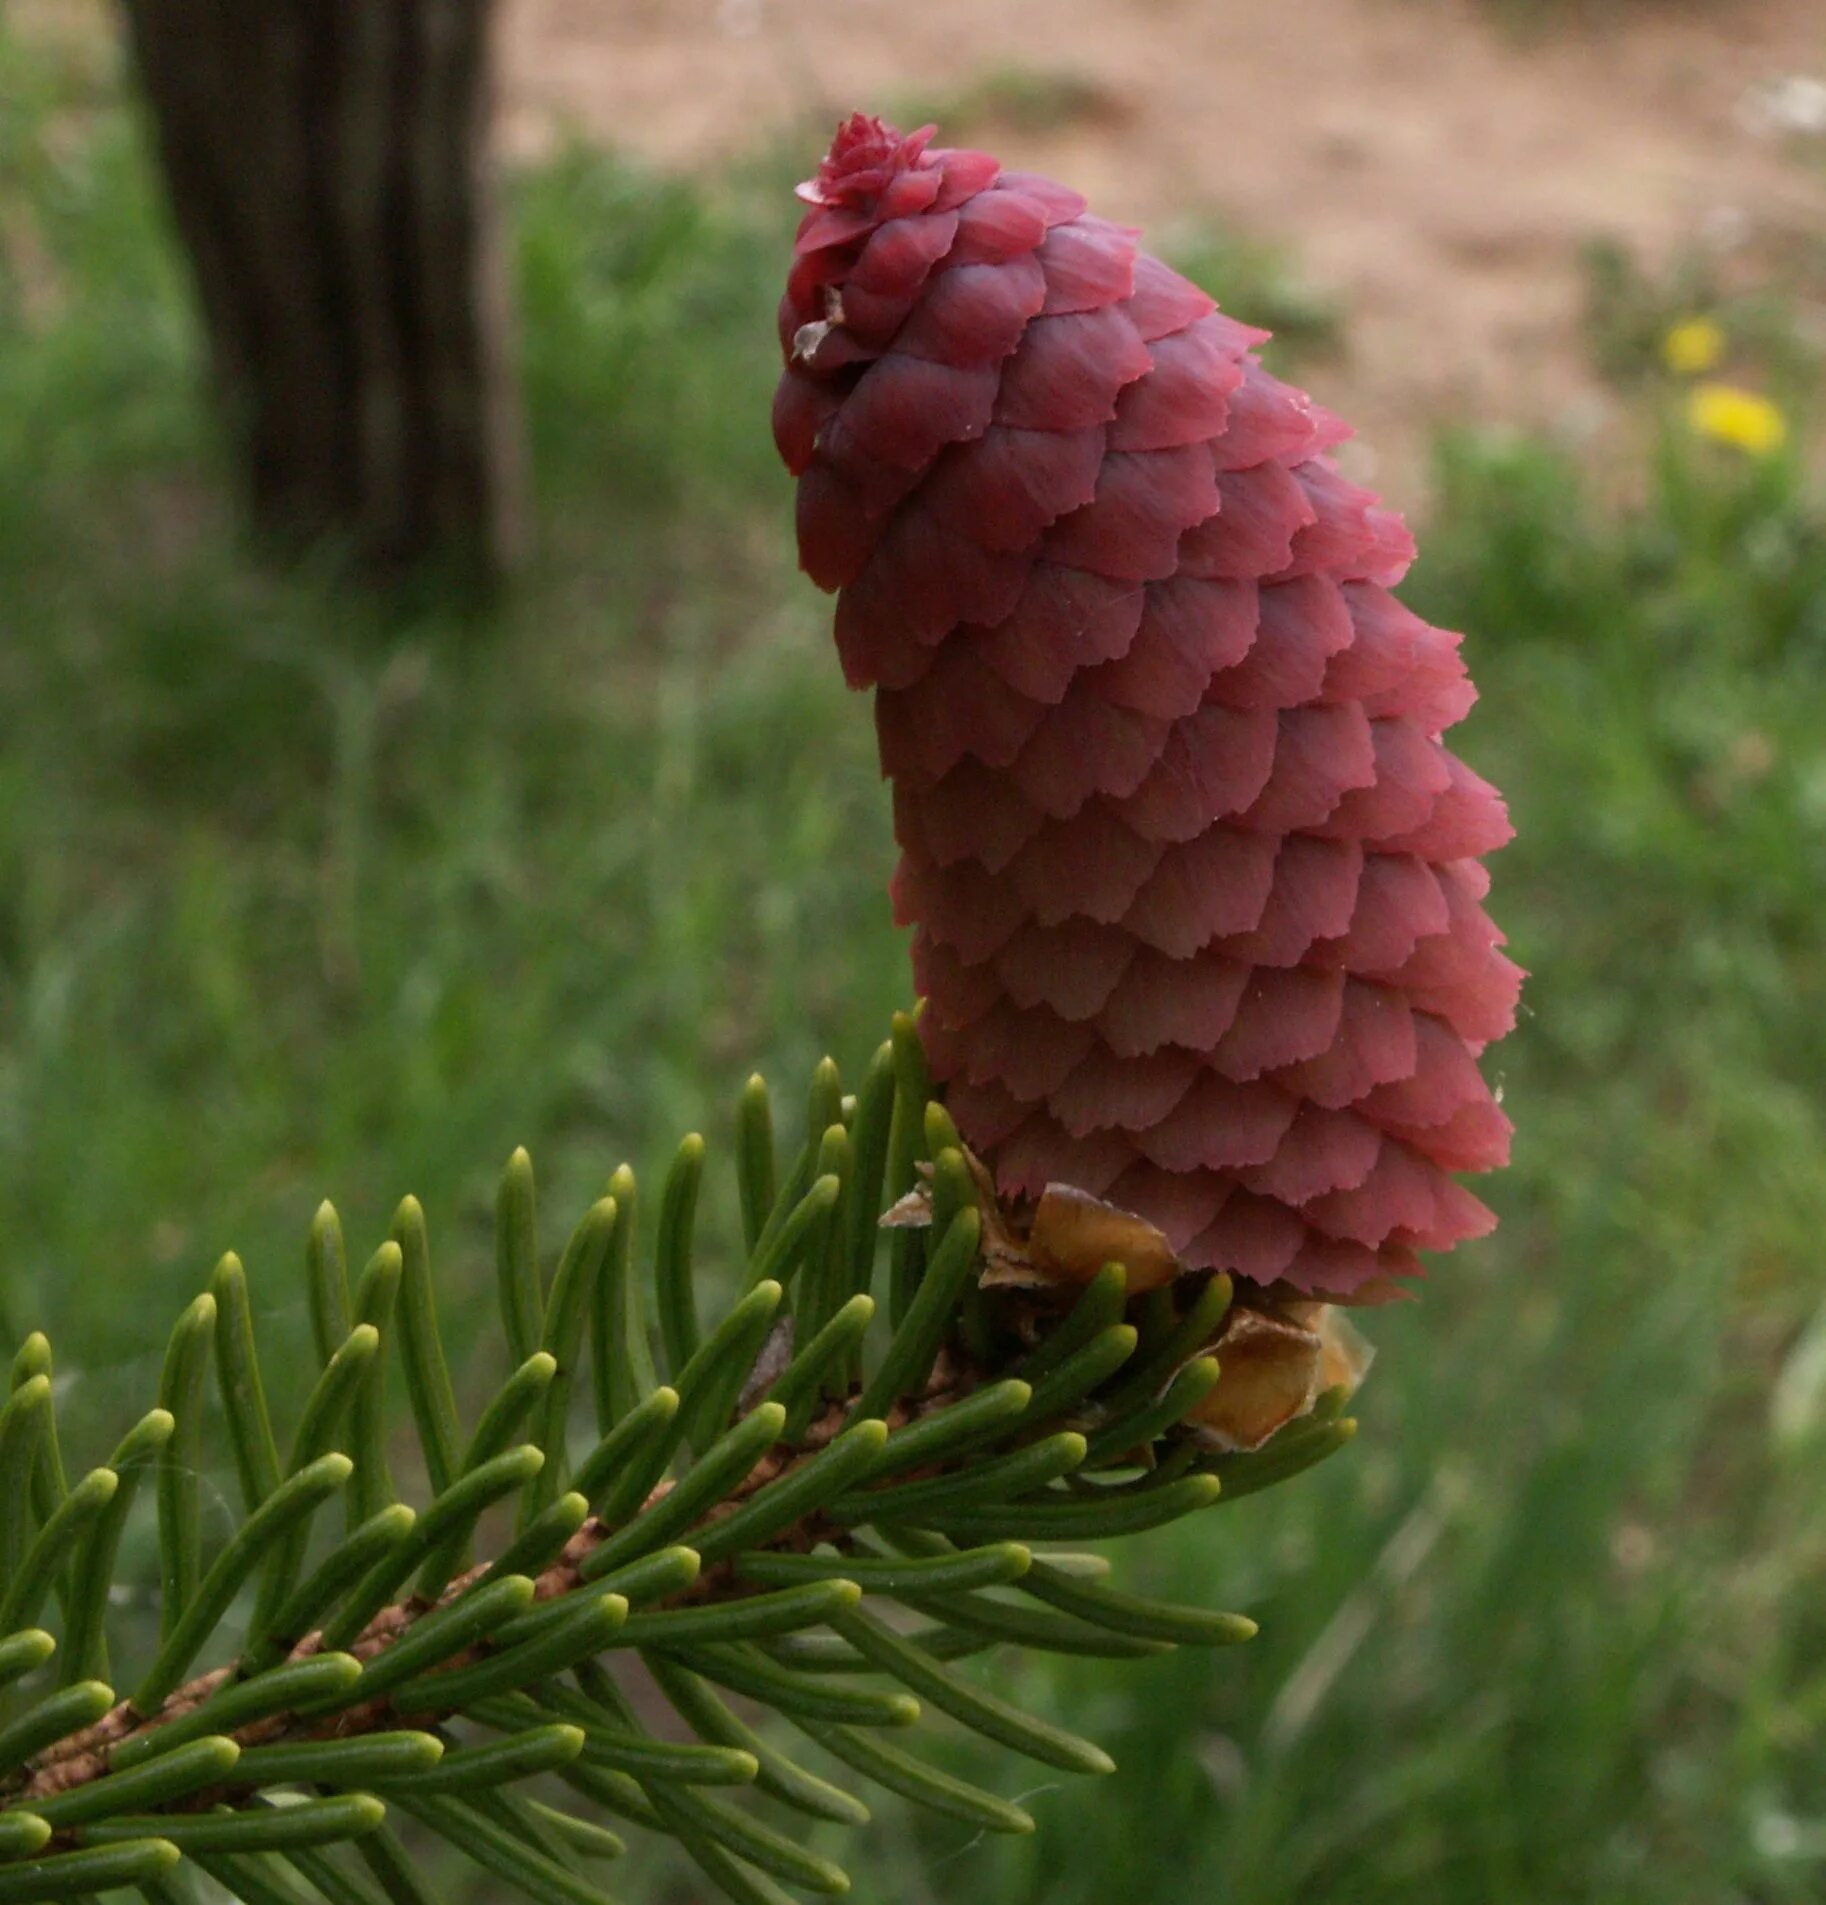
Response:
[1661, 316, 1726, 377]
[1687, 382, 1788, 458]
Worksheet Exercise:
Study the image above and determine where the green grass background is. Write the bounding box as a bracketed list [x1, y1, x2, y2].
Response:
[4, 21, 1826, 1905]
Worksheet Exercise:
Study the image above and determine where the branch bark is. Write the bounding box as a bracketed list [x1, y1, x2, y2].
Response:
[14, 1370, 964, 1813]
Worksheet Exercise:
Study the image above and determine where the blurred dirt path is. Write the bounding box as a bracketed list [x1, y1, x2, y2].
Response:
[501, 0, 1826, 501]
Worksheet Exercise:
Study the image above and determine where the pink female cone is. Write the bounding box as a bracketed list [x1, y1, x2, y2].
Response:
[775, 115, 1521, 1302]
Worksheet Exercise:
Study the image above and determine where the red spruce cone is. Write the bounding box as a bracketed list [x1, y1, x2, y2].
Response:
[774, 116, 1521, 1304]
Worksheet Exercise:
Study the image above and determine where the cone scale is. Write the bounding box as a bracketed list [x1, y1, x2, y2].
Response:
[775, 116, 1521, 1303]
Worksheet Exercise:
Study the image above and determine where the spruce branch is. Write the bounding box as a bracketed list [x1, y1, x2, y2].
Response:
[0, 1024, 1361, 1903]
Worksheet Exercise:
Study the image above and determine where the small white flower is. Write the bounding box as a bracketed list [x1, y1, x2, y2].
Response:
[1737, 73, 1826, 140]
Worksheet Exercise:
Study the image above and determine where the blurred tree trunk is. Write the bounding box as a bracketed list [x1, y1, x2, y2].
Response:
[119, 0, 525, 588]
